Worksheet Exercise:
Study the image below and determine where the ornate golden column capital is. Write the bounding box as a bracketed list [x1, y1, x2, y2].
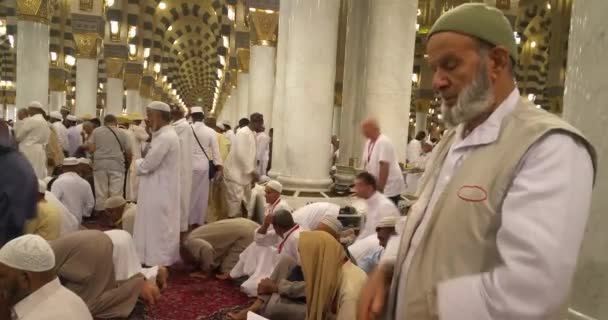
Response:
[74, 32, 101, 59]
[415, 98, 431, 114]
[249, 11, 279, 47]
[237, 48, 250, 73]
[139, 76, 154, 99]
[49, 67, 68, 91]
[105, 58, 125, 79]
[124, 62, 143, 90]
[17, 0, 50, 23]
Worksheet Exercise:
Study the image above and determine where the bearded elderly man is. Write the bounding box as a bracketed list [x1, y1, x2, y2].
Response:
[358, 4, 596, 320]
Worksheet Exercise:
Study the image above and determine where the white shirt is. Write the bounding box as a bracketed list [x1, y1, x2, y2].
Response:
[406, 139, 422, 164]
[191, 121, 223, 171]
[12, 278, 92, 320]
[52, 121, 69, 151]
[14, 114, 50, 147]
[45, 191, 79, 235]
[387, 89, 595, 319]
[224, 126, 257, 185]
[51, 172, 94, 223]
[255, 223, 302, 264]
[256, 132, 270, 162]
[363, 134, 405, 197]
[67, 126, 82, 156]
[172, 118, 194, 231]
[358, 192, 400, 240]
[292, 202, 340, 230]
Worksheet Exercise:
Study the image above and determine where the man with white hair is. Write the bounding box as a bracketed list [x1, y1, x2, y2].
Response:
[360, 117, 405, 205]
[104, 196, 137, 235]
[359, 4, 596, 319]
[49, 111, 69, 153]
[51, 157, 95, 223]
[0, 234, 92, 319]
[189, 106, 223, 227]
[133, 101, 181, 267]
[14, 101, 51, 178]
[170, 105, 193, 233]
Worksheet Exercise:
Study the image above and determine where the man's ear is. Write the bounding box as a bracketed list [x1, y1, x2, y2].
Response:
[488, 46, 511, 76]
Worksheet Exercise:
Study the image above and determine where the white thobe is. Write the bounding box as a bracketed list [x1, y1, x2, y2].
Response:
[255, 132, 270, 176]
[292, 202, 340, 230]
[230, 198, 293, 296]
[384, 89, 595, 319]
[127, 124, 149, 202]
[406, 139, 422, 164]
[11, 278, 92, 320]
[104, 229, 159, 281]
[14, 114, 50, 178]
[133, 124, 181, 267]
[224, 130, 236, 147]
[190, 121, 222, 225]
[52, 121, 69, 152]
[224, 126, 257, 217]
[67, 126, 82, 156]
[45, 191, 80, 236]
[172, 118, 194, 231]
[50, 172, 95, 223]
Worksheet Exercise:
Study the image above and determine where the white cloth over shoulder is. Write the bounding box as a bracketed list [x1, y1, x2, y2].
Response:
[292, 202, 340, 230]
[104, 230, 159, 281]
[172, 118, 194, 231]
[45, 191, 80, 236]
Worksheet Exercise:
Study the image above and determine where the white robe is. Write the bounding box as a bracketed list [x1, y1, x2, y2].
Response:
[52, 121, 69, 152]
[127, 124, 149, 202]
[104, 229, 159, 281]
[292, 202, 340, 230]
[133, 124, 181, 267]
[67, 126, 82, 157]
[189, 121, 222, 225]
[255, 132, 270, 176]
[224, 126, 257, 217]
[172, 118, 194, 231]
[230, 198, 293, 296]
[14, 114, 50, 179]
[45, 191, 80, 236]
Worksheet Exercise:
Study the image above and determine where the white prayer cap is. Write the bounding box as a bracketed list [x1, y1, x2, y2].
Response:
[37, 179, 47, 194]
[50, 111, 63, 120]
[266, 180, 283, 193]
[104, 196, 127, 209]
[319, 215, 343, 233]
[376, 216, 399, 229]
[78, 158, 91, 166]
[63, 157, 79, 166]
[27, 101, 43, 110]
[191, 106, 204, 114]
[66, 115, 78, 122]
[0, 234, 55, 272]
[147, 101, 170, 112]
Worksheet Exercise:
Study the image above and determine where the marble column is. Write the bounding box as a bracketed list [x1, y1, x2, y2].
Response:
[48, 91, 65, 112]
[563, 1, 608, 319]
[126, 90, 140, 114]
[415, 112, 427, 134]
[106, 78, 124, 115]
[15, 13, 50, 110]
[332, 105, 341, 135]
[277, 0, 341, 190]
[363, 0, 418, 163]
[268, 0, 293, 179]
[248, 11, 279, 127]
[6, 104, 16, 121]
[236, 73, 250, 120]
[75, 58, 98, 117]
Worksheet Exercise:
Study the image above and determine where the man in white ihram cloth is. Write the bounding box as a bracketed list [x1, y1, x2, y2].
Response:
[0, 234, 92, 319]
[170, 104, 193, 234]
[14, 101, 50, 179]
[133, 101, 181, 267]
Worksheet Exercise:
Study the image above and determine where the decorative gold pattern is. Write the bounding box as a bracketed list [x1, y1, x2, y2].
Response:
[74, 32, 100, 58]
[140, 83, 152, 99]
[237, 48, 250, 73]
[49, 77, 67, 91]
[250, 11, 279, 46]
[105, 58, 125, 79]
[0, 91, 16, 105]
[17, 0, 50, 23]
[79, 0, 93, 12]
[415, 98, 431, 113]
[124, 72, 142, 90]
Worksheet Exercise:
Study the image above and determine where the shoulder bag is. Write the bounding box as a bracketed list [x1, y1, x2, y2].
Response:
[191, 125, 217, 179]
[107, 126, 131, 198]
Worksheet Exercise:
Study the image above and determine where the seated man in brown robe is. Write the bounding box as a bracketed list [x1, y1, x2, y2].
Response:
[50, 230, 161, 319]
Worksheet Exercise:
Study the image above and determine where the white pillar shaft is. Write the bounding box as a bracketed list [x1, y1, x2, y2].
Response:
[106, 78, 124, 115]
[75, 58, 98, 117]
[248, 45, 277, 127]
[16, 20, 49, 111]
[139, 96, 150, 114]
[49, 91, 65, 112]
[5, 105, 16, 121]
[226, 94, 238, 125]
[415, 112, 427, 135]
[563, 1, 608, 319]
[268, 0, 293, 178]
[237, 74, 250, 120]
[364, 0, 418, 163]
[277, 0, 340, 190]
[332, 105, 341, 135]
[126, 90, 140, 114]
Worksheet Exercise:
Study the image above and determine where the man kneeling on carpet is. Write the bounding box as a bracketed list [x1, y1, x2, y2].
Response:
[50, 230, 167, 318]
[183, 217, 259, 279]
[227, 216, 356, 320]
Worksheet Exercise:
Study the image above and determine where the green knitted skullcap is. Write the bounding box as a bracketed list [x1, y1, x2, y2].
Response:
[428, 3, 518, 62]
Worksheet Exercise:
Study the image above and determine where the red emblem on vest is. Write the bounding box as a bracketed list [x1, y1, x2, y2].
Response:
[457, 185, 488, 202]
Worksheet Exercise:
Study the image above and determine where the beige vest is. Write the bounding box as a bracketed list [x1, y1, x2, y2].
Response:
[387, 98, 596, 319]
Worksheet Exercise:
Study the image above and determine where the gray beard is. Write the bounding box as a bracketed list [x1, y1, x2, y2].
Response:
[440, 62, 495, 128]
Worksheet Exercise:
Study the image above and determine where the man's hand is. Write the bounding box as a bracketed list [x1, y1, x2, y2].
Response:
[257, 278, 278, 295]
[263, 213, 274, 226]
[358, 264, 393, 320]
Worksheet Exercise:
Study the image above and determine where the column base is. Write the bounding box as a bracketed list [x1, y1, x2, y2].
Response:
[277, 175, 333, 192]
[334, 165, 360, 195]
